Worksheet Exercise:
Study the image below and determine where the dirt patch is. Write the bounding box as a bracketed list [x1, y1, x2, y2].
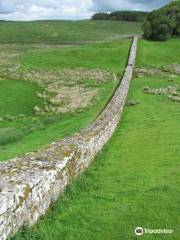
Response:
[24, 68, 116, 115]
[9, 68, 117, 86]
[0, 44, 117, 117]
[50, 86, 98, 113]
[33, 86, 98, 115]
[0, 52, 20, 70]
[1, 67, 117, 116]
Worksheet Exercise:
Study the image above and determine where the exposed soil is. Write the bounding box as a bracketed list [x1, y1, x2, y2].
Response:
[50, 86, 98, 113]
[0, 45, 117, 117]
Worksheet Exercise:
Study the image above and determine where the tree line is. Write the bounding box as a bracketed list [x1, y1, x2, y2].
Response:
[91, 1, 180, 41]
[91, 11, 148, 22]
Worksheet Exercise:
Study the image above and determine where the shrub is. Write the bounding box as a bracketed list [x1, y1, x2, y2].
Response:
[0, 128, 24, 145]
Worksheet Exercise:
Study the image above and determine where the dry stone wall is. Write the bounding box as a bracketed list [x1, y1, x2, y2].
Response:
[0, 37, 138, 240]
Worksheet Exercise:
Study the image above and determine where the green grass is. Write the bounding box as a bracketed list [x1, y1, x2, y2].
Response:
[21, 40, 131, 73]
[0, 128, 25, 146]
[0, 39, 131, 161]
[0, 20, 142, 44]
[0, 81, 117, 161]
[136, 39, 180, 67]
[0, 80, 43, 116]
[13, 39, 180, 240]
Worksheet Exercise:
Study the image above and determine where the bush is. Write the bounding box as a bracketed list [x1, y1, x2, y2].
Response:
[0, 128, 24, 145]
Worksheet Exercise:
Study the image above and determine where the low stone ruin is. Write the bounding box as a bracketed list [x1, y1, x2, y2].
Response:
[127, 99, 140, 106]
[134, 64, 180, 78]
[144, 85, 180, 103]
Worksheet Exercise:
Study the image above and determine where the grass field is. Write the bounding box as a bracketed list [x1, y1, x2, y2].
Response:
[21, 40, 130, 72]
[0, 80, 43, 116]
[136, 39, 180, 68]
[13, 39, 180, 240]
[0, 20, 142, 44]
[0, 39, 131, 161]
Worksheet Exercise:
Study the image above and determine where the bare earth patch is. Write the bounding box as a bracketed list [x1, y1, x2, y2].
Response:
[0, 52, 20, 72]
[0, 45, 118, 117]
[12, 68, 117, 85]
[30, 68, 116, 115]
[50, 86, 98, 113]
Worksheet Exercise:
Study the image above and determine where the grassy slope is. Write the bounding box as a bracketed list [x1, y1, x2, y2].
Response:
[13, 39, 180, 240]
[0, 80, 43, 116]
[0, 39, 131, 161]
[136, 39, 180, 67]
[0, 20, 142, 44]
[21, 40, 130, 73]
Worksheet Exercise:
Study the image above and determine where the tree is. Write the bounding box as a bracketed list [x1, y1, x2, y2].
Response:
[91, 11, 148, 22]
[143, 0, 180, 40]
[143, 13, 170, 40]
[91, 13, 109, 20]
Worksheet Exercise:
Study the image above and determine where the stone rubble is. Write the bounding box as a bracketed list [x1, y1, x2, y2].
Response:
[134, 64, 180, 78]
[144, 85, 180, 103]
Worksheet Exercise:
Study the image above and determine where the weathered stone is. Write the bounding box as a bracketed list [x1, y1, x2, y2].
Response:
[127, 99, 140, 106]
[33, 106, 41, 113]
[144, 85, 180, 96]
[171, 91, 178, 96]
[18, 114, 25, 119]
[0, 37, 138, 240]
[135, 64, 180, 78]
[170, 96, 180, 102]
[144, 86, 150, 91]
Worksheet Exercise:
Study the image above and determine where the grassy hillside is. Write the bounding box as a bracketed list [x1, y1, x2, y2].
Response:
[21, 40, 130, 73]
[13, 39, 180, 240]
[0, 39, 131, 161]
[136, 39, 180, 67]
[0, 80, 43, 116]
[0, 20, 142, 44]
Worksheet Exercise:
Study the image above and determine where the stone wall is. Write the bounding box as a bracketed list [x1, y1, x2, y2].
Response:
[0, 37, 138, 240]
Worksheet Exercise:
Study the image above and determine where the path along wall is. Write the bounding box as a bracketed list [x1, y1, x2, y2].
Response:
[0, 37, 138, 240]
